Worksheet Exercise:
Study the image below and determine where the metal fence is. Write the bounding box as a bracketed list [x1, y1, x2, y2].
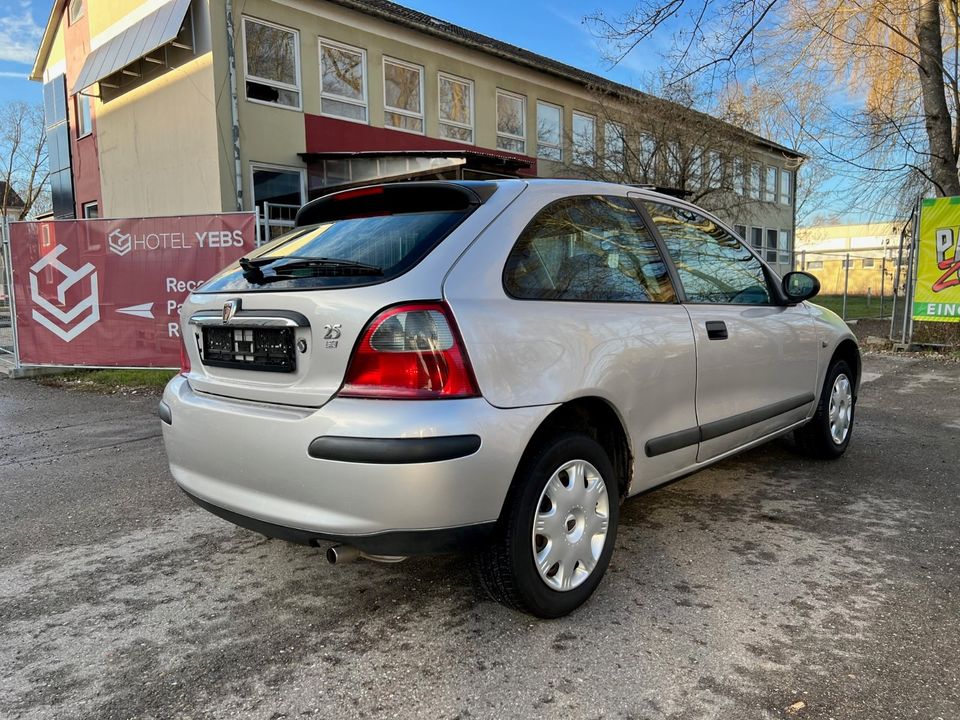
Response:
[791, 249, 905, 322]
[0, 215, 18, 368]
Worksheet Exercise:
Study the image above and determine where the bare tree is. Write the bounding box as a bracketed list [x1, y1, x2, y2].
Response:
[587, 0, 960, 212]
[1, 101, 49, 220]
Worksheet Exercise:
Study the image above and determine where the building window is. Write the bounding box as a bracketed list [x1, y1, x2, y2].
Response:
[733, 158, 745, 195]
[749, 162, 761, 200]
[76, 93, 92, 137]
[251, 163, 305, 241]
[639, 133, 656, 180]
[765, 166, 778, 202]
[383, 57, 424, 133]
[496, 90, 525, 153]
[438, 73, 473, 143]
[806, 260, 823, 269]
[778, 229, 791, 264]
[706, 151, 722, 188]
[603, 121, 625, 174]
[688, 146, 703, 188]
[750, 226, 763, 249]
[780, 169, 792, 205]
[572, 111, 596, 166]
[862, 257, 876, 268]
[536, 101, 563, 161]
[68, 0, 85, 24]
[319, 38, 367, 122]
[765, 228, 778, 262]
[666, 142, 681, 184]
[82, 201, 98, 219]
[243, 18, 301, 110]
[734, 224, 747, 239]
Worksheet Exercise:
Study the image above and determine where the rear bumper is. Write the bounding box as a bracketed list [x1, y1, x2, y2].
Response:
[160, 375, 554, 549]
[182, 489, 495, 555]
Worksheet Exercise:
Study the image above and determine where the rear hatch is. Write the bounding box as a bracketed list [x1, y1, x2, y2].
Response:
[180, 181, 516, 407]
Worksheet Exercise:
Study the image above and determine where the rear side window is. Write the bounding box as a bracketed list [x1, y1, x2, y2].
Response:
[503, 195, 675, 303]
[644, 201, 772, 305]
[199, 184, 490, 293]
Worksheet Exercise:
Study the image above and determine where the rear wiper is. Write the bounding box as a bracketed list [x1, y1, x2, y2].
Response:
[239, 255, 383, 284]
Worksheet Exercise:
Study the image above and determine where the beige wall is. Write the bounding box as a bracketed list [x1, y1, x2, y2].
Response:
[96, 54, 221, 217]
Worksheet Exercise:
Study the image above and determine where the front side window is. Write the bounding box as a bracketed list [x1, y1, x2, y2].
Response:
[604, 121, 625, 174]
[496, 90, 526, 153]
[572, 111, 596, 166]
[439, 73, 473, 143]
[504, 195, 675, 303]
[320, 39, 367, 122]
[383, 57, 424, 133]
[536, 101, 562, 161]
[644, 201, 772, 305]
[243, 18, 301, 109]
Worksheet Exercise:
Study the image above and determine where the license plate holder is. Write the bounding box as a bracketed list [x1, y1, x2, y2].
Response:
[201, 326, 296, 373]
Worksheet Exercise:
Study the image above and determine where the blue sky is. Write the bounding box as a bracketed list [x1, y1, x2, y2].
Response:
[0, 0, 650, 107]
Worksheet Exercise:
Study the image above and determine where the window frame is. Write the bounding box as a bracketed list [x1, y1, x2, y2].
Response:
[242, 16, 303, 112]
[764, 165, 778, 203]
[536, 100, 563, 162]
[76, 92, 92, 138]
[68, 0, 85, 24]
[382, 56, 425, 135]
[749, 162, 761, 200]
[495, 89, 526, 154]
[502, 194, 679, 304]
[319, 37, 368, 124]
[603, 121, 625, 174]
[437, 72, 474, 145]
[572, 110, 597, 167]
[779, 168, 792, 205]
[81, 201, 98, 219]
[249, 161, 307, 242]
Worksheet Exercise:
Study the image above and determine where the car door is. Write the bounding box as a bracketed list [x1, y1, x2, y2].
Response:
[641, 200, 819, 462]
[445, 189, 700, 493]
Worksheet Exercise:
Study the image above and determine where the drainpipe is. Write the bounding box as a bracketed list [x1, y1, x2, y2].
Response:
[224, 0, 243, 211]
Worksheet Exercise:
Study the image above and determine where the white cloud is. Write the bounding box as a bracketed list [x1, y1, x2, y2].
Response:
[0, 4, 44, 65]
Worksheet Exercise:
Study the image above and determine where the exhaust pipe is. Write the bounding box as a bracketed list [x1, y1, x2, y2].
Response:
[324, 544, 408, 565]
[326, 544, 360, 564]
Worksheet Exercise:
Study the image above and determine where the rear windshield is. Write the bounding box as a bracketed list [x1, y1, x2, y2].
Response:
[198, 184, 489, 293]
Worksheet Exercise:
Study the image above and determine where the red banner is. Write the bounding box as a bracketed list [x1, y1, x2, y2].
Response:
[9, 213, 256, 367]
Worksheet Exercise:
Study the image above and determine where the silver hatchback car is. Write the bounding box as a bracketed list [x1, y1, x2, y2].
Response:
[160, 180, 859, 617]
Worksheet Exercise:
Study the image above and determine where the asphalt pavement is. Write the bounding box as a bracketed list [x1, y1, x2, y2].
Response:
[1, 353, 957, 720]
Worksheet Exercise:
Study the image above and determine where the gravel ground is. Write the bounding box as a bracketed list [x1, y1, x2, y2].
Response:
[1, 353, 957, 720]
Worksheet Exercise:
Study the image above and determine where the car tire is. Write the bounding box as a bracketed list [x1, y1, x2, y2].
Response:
[473, 432, 619, 618]
[795, 359, 856, 459]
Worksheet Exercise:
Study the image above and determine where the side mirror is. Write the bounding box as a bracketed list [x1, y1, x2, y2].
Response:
[782, 271, 821, 303]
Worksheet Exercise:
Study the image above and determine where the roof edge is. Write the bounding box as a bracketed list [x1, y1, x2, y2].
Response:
[30, 2, 64, 82]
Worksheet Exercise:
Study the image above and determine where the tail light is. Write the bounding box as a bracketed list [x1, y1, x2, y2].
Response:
[340, 302, 479, 399]
[179, 333, 191, 376]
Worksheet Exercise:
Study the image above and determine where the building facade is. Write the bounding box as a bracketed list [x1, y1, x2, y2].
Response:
[31, 0, 803, 271]
[795, 221, 907, 296]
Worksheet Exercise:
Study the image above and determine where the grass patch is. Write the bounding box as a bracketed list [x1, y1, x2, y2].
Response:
[812, 295, 894, 320]
[37, 368, 176, 394]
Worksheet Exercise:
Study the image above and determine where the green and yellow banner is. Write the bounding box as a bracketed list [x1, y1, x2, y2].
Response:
[915, 197, 960, 322]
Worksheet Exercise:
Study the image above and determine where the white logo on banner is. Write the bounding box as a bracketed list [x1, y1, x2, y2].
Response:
[29, 245, 100, 342]
[108, 228, 133, 256]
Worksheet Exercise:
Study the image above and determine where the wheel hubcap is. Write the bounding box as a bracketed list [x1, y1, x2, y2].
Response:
[531, 459, 609, 592]
[828, 373, 853, 445]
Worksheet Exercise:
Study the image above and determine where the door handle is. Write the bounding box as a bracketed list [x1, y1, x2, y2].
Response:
[705, 321, 728, 340]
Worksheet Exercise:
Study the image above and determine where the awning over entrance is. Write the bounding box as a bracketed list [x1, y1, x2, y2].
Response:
[72, 0, 193, 93]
